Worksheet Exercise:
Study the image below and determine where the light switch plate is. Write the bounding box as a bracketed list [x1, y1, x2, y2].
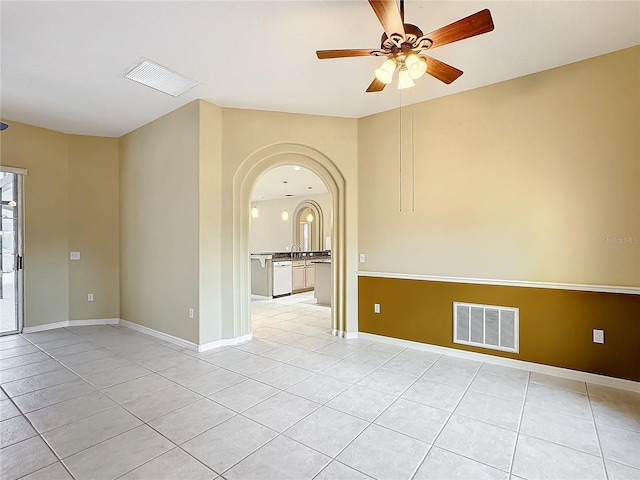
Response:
[374, 303, 381, 314]
[70, 251, 80, 260]
[359, 254, 366, 263]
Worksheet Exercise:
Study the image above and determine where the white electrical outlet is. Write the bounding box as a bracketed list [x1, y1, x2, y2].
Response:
[87, 293, 93, 302]
[189, 308, 194, 319]
[593, 329, 604, 344]
[359, 254, 366, 263]
[374, 303, 381, 314]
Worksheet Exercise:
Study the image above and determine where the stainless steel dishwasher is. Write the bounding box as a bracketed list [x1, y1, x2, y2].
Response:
[272, 260, 292, 297]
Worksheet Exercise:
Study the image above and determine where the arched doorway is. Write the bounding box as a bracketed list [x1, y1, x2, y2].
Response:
[232, 143, 346, 339]
[293, 200, 325, 252]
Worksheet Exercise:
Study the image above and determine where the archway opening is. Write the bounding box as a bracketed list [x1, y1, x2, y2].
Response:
[248, 165, 333, 335]
[232, 144, 346, 340]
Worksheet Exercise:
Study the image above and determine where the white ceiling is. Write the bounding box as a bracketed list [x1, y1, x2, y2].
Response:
[252, 165, 328, 201]
[1, 1, 638, 139]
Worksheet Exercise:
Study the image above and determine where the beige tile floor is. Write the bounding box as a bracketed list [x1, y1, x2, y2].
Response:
[1, 291, 639, 480]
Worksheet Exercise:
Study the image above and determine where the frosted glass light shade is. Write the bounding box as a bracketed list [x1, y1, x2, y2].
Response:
[397, 67, 415, 89]
[406, 54, 427, 80]
[375, 58, 396, 84]
[251, 206, 259, 218]
[281, 209, 289, 221]
[307, 213, 313, 222]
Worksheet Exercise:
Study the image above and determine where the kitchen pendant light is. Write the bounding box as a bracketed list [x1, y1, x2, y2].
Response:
[307, 212, 313, 222]
[281, 180, 289, 221]
[251, 205, 259, 218]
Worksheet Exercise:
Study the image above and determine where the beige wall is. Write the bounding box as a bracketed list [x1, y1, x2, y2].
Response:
[358, 46, 640, 287]
[250, 193, 332, 253]
[119, 103, 358, 344]
[198, 100, 224, 344]
[221, 108, 359, 334]
[119, 102, 201, 343]
[68, 135, 120, 320]
[0, 122, 119, 327]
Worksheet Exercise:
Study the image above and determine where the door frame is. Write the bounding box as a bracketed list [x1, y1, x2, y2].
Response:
[1, 166, 26, 335]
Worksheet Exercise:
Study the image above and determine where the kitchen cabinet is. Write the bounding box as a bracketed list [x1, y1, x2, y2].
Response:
[250, 255, 273, 297]
[314, 261, 331, 306]
[292, 259, 305, 292]
[304, 262, 315, 288]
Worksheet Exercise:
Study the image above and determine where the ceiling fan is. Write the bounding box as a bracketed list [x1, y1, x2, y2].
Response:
[316, 0, 494, 92]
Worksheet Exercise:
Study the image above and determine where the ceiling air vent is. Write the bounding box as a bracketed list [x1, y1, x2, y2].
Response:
[453, 302, 519, 353]
[124, 58, 198, 97]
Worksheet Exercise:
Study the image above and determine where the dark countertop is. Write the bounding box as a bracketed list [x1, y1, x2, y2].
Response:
[252, 250, 331, 260]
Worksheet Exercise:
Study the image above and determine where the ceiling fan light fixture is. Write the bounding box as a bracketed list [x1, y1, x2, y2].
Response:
[397, 66, 415, 89]
[406, 54, 427, 80]
[374, 57, 396, 84]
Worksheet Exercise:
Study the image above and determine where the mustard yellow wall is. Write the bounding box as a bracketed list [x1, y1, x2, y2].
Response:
[0, 122, 119, 327]
[359, 277, 640, 381]
[358, 46, 639, 287]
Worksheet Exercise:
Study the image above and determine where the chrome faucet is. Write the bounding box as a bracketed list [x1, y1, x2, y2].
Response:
[291, 244, 302, 252]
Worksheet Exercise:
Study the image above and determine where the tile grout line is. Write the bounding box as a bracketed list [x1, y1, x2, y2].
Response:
[585, 382, 610, 480]
[408, 359, 486, 479]
[4, 391, 78, 479]
[507, 370, 531, 477]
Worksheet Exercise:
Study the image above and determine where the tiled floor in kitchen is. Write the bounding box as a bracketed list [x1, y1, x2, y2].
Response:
[1, 291, 639, 480]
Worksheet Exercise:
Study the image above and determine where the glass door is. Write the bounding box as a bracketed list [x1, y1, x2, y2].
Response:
[1, 172, 23, 335]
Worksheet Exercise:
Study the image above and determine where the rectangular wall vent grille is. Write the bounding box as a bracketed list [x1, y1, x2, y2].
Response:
[453, 302, 519, 353]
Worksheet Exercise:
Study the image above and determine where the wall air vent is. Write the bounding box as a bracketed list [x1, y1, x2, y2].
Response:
[453, 302, 519, 353]
[124, 58, 198, 97]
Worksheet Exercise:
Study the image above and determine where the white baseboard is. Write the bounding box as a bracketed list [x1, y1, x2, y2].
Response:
[23, 317, 253, 353]
[23, 318, 119, 334]
[333, 331, 359, 340]
[118, 319, 253, 353]
[357, 332, 640, 393]
[198, 333, 253, 352]
[118, 319, 199, 351]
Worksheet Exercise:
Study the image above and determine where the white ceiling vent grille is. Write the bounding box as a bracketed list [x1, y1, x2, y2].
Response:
[124, 58, 198, 97]
[453, 302, 519, 353]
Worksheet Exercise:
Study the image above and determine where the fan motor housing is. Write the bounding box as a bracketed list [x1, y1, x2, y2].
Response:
[381, 23, 432, 51]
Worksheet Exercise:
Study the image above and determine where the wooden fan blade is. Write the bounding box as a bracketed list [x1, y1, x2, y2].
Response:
[426, 9, 494, 49]
[368, 0, 405, 41]
[424, 57, 463, 84]
[316, 49, 377, 59]
[366, 77, 386, 92]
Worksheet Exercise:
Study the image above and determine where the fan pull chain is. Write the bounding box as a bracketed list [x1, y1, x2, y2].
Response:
[399, 90, 416, 213]
[399, 92, 403, 212]
[411, 106, 415, 212]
